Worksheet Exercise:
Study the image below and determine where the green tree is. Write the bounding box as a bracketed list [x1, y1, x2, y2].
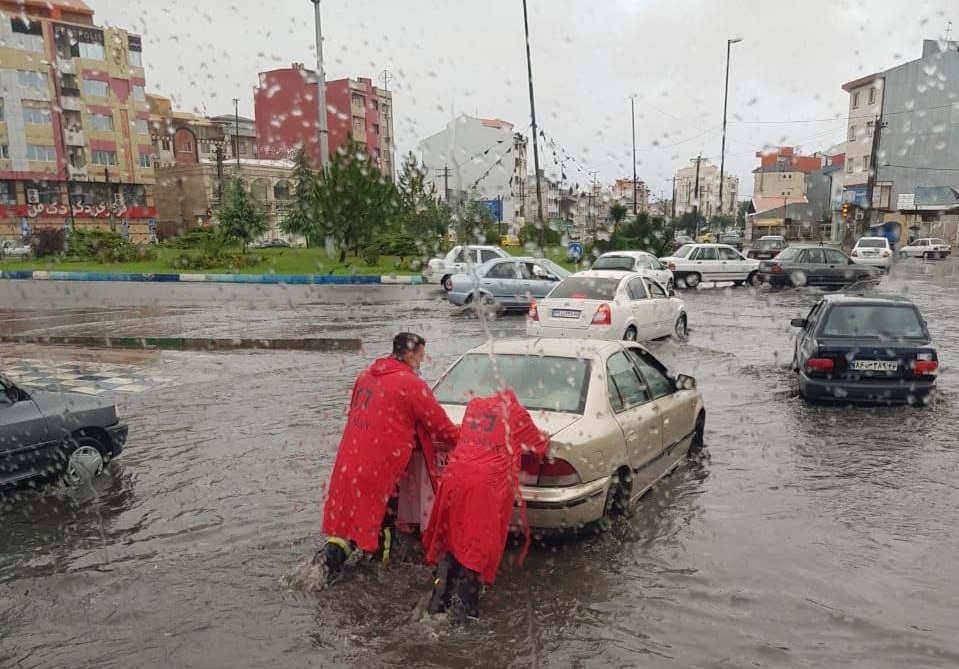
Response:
[455, 199, 498, 244]
[281, 148, 321, 247]
[396, 152, 451, 254]
[218, 176, 268, 250]
[736, 200, 750, 230]
[610, 213, 675, 257]
[315, 138, 401, 262]
[609, 203, 629, 231]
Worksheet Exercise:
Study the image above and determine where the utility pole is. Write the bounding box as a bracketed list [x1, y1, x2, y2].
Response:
[693, 155, 702, 236]
[104, 167, 116, 232]
[521, 0, 545, 247]
[232, 98, 241, 170]
[380, 69, 394, 179]
[436, 165, 452, 202]
[630, 96, 638, 216]
[671, 176, 677, 220]
[865, 114, 887, 229]
[215, 143, 225, 201]
[719, 37, 743, 218]
[309, 0, 330, 169]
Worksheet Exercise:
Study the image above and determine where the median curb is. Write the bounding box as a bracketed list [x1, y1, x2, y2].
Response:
[0, 270, 424, 285]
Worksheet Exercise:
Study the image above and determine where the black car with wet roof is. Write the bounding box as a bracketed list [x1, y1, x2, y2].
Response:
[790, 294, 938, 405]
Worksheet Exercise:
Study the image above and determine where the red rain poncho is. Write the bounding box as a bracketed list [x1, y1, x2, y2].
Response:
[423, 390, 549, 584]
[322, 356, 460, 553]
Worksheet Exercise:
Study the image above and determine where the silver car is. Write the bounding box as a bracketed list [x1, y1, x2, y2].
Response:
[432, 338, 706, 532]
[446, 256, 570, 311]
[589, 251, 675, 290]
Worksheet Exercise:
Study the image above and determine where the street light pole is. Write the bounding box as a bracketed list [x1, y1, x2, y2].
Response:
[309, 0, 330, 169]
[630, 95, 638, 216]
[718, 37, 742, 220]
[232, 98, 240, 170]
[521, 0, 545, 247]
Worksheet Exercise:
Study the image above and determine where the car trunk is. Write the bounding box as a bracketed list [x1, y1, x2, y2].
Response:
[539, 298, 606, 330]
[814, 338, 937, 383]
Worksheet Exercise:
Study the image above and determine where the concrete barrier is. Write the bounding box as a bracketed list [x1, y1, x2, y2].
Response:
[0, 270, 423, 285]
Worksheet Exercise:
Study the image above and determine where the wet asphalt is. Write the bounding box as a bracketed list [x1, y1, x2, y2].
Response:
[1, 258, 958, 668]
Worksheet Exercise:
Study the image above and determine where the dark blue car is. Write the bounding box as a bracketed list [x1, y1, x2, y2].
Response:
[790, 294, 938, 405]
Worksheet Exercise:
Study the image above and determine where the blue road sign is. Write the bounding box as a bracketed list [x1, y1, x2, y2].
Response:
[567, 242, 584, 262]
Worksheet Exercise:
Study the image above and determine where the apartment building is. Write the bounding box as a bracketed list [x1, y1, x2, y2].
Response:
[673, 157, 739, 218]
[0, 0, 156, 241]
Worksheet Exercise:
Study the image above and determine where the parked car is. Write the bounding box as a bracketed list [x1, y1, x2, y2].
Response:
[850, 236, 893, 270]
[446, 256, 570, 311]
[423, 245, 509, 291]
[671, 234, 693, 251]
[429, 337, 706, 531]
[588, 251, 674, 289]
[526, 271, 687, 341]
[658, 243, 760, 288]
[757, 245, 881, 288]
[790, 294, 937, 405]
[696, 232, 716, 243]
[1, 240, 31, 258]
[898, 238, 952, 259]
[0, 374, 128, 488]
[719, 233, 744, 251]
[745, 236, 788, 260]
[500, 234, 521, 247]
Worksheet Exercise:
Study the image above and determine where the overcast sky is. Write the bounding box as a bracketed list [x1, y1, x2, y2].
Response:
[96, 0, 956, 199]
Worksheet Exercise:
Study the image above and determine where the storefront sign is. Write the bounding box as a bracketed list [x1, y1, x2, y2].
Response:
[4, 204, 158, 219]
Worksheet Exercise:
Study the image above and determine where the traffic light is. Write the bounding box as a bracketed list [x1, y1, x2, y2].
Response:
[841, 203, 849, 218]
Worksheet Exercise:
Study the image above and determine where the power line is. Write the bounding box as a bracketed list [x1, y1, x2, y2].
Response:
[729, 102, 959, 125]
[881, 163, 959, 171]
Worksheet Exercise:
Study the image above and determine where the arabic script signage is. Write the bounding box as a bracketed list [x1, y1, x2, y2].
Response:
[3, 204, 158, 219]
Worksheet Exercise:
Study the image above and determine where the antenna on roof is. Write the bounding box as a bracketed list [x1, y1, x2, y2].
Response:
[946, 20, 953, 41]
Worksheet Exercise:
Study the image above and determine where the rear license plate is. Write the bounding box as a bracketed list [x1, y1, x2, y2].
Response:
[551, 309, 581, 319]
[850, 360, 898, 371]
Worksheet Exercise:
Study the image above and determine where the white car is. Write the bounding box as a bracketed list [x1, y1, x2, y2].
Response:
[659, 243, 760, 288]
[899, 238, 952, 260]
[0, 240, 31, 258]
[526, 270, 687, 342]
[588, 251, 675, 289]
[422, 245, 509, 291]
[850, 236, 893, 270]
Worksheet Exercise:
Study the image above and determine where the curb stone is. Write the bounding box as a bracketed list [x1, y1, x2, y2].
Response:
[0, 270, 424, 285]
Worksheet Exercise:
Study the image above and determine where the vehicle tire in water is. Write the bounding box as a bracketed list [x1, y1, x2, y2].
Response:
[597, 468, 632, 532]
[59, 434, 107, 487]
[747, 271, 761, 287]
[687, 413, 706, 458]
[922, 252, 931, 261]
[899, 250, 908, 258]
[685, 273, 701, 288]
[674, 314, 688, 339]
[442, 275, 453, 292]
[623, 326, 638, 341]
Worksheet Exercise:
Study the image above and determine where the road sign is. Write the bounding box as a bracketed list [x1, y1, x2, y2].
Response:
[567, 242, 584, 262]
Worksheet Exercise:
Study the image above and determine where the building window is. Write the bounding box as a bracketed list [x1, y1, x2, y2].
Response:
[83, 78, 109, 98]
[0, 145, 8, 160]
[0, 98, 4, 121]
[131, 85, 146, 102]
[863, 155, 870, 170]
[139, 153, 153, 168]
[134, 119, 149, 135]
[868, 87, 876, 104]
[852, 92, 860, 108]
[372, 100, 379, 111]
[91, 150, 118, 166]
[29, 181, 62, 204]
[17, 70, 48, 90]
[373, 123, 380, 135]
[10, 18, 44, 51]
[351, 117, 365, 137]
[26, 145, 57, 162]
[88, 112, 114, 131]
[239, 142, 247, 155]
[382, 104, 390, 116]
[0, 181, 15, 204]
[161, 137, 171, 151]
[128, 50, 142, 67]
[847, 158, 855, 173]
[22, 104, 52, 125]
[351, 93, 365, 107]
[78, 41, 105, 60]
[848, 125, 856, 141]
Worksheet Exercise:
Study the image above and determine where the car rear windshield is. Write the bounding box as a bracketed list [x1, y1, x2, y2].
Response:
[672, 244, 695, 258]
[775, 247, 801, 260]
[821, 305, 926, 338]
[857, 238, 886, 248]
[720, 236, 739, 243]
[591, 256, 635, 271]
[433, 353, 591, 414]
[931, 239, 946, 245]
[549, 276, 620, 301]
[755, 239, 784, 250]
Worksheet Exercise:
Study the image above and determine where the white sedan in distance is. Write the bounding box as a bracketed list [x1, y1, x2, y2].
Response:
[850, 236, 893, 270]
[659, 243, 760, 288]
[526, 270, 687, 342]
[898, 238, 952, 260]
[588, 251, 674, 289]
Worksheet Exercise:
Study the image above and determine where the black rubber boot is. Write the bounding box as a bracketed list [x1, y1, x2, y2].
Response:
[312, 541, 347, 585]
[450, 573, 480, 624]
[426, 554, 457, 614]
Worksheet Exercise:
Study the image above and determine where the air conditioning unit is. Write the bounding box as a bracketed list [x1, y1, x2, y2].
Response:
[26, 188, 40, 204]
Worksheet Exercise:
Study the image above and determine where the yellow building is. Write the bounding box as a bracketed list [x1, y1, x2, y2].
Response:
[0, 0, 156, 241]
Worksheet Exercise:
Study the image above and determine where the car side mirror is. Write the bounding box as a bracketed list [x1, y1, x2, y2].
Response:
[674, 374, 696, 390]
[790, 318, 807, 328]
[668, 288, 676, 297]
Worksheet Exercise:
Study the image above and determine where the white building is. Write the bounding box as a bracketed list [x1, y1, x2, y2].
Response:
[419, 115, 526, 226]
[674, 157, 739, 218]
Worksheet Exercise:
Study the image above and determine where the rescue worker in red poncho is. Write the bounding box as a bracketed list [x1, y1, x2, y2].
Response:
[316, 332, 460, 583]
[422, 388, 550, 622]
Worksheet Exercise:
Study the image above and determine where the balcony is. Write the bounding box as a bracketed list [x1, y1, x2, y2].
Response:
[64, 128, 84, 146]
[68, 164, 88, 180]
[57, 58, 76, 75]
[61, 96, 82, 112]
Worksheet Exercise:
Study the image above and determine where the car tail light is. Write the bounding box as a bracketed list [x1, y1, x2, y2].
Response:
[591, 303, 612, 326]
[806, 357, 834, 373]
[667, 262, 676, 271]
[528, 302, 539, 321]
[913, 360, 938, 376]
[771, 263, 783, 274]
[881, 250, 890, 257]
[521, 454, 581, 487]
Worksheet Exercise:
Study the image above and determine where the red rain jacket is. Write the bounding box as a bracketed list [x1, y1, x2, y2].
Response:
[322, 357, 460, 552]
[423, 390, 549, 584]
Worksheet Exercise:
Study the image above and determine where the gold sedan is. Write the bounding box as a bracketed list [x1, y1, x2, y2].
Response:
[431, 338, 706, 532]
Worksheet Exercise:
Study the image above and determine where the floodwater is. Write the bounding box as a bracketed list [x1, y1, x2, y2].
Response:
[1, 260, 958, 668]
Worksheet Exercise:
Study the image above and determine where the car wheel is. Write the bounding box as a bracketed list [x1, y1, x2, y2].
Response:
[623, 325, 638, 341]
[441, 275, 453, 292]
[597, 467, 632, 532]
[60, 434, 107, 487]
[747, 271, 761, 287]
[666, 279, 674, 292]
[899, 250, 908, 258]
[732, 280, 744, 287]
[687, 413, 706, 458]
[673, 314, 688, 340]
[922, 252, 931, 261]
[685, 272, 701, 288]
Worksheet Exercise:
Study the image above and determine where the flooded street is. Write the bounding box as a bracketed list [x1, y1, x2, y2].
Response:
[2, 261, 959, 668]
